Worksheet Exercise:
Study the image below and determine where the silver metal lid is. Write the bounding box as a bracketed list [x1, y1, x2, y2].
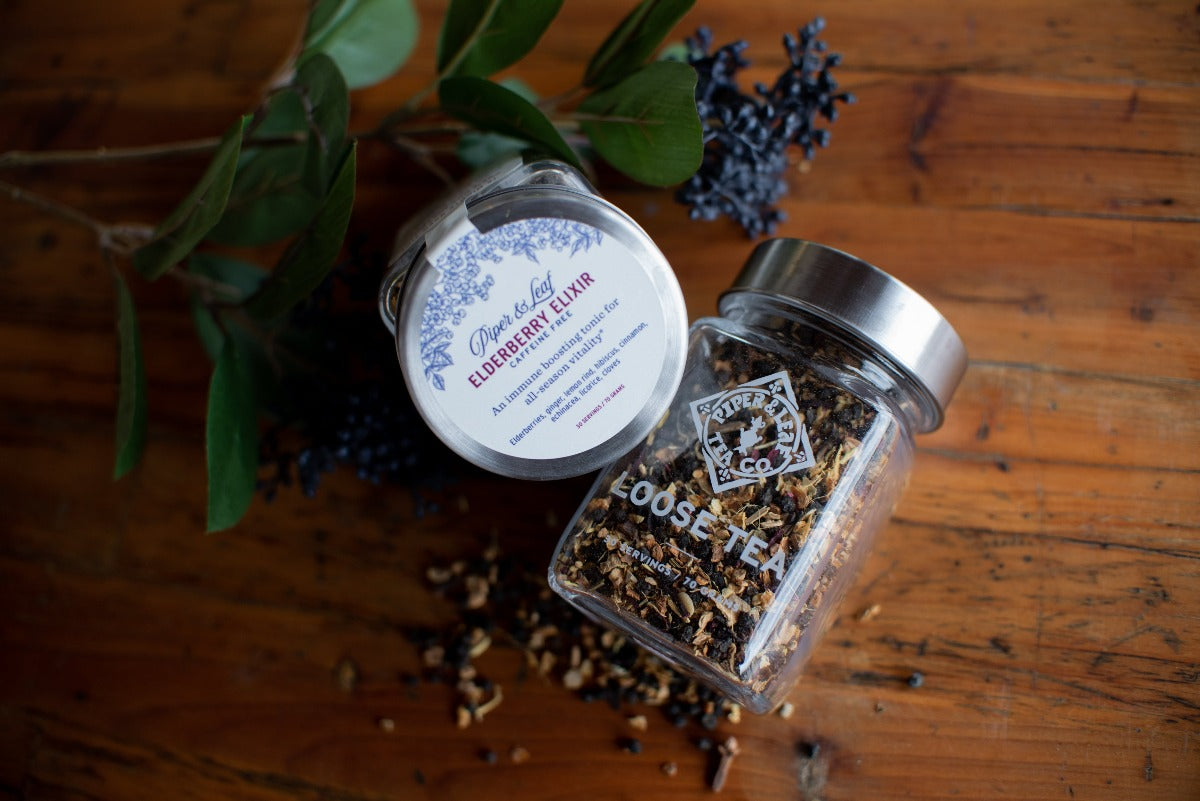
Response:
[719, 239, 967, 432]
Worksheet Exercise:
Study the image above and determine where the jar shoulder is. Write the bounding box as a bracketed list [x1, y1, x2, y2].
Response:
[686, 315, 924, 439]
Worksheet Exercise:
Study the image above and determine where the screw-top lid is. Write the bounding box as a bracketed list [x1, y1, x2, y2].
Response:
[719, 239, 968, 432]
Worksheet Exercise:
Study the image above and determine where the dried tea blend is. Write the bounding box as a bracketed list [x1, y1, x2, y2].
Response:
[551, 323, 904, 708]
[550, 240, 967, 712]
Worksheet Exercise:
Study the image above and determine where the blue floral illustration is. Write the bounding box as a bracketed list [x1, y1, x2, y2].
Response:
[420, 217, 603, 390]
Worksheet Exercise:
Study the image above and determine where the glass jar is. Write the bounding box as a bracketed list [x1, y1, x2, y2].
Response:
[379, 155, 688, 480]
[549, 239, 968, 712]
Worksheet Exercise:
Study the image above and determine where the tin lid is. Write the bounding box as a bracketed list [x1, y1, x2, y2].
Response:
[380, 156, 596, 335]
[382, 156, 689, 480]
[719, 239, 967, 432]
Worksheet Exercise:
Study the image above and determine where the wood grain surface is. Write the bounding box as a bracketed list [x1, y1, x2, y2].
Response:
[1, 1, 1198, 799]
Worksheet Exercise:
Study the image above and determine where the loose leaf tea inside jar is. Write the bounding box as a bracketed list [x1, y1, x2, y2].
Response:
[550, 240, 967, 712]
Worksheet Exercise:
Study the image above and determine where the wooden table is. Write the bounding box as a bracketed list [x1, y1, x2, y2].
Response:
[1, 1, 1197, 799]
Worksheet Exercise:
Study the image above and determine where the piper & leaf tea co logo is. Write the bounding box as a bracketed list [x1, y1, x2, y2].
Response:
[689, 371, 815, 493]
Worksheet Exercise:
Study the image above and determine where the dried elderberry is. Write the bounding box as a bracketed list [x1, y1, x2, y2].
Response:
[256, 234, 463, 503]
[676, 21, 854, 237]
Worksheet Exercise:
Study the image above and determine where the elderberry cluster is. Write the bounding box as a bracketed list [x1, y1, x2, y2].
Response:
[262, 384, 428, 496]
[257, 236, 462, 505]
[676, 20, 854, 237]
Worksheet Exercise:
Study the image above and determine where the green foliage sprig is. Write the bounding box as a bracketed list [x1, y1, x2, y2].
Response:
[0, 0, 702, 531]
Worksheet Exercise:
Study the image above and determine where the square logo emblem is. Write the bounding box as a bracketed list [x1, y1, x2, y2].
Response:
[689, 371, 815, 493]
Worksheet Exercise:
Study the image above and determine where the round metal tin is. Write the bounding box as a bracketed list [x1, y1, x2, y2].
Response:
[381, 156, 688, 479]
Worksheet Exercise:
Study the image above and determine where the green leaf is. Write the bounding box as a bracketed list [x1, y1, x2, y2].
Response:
[243, 142, 357, 321]
[579, 60, 701, 186]
[190, 296, 226, 361]
[302, 0, 418, 90]
[306, 0, 345, 43]
[454, 78, 538, 167]
[186, 256, 252, 362]
[206, 337, 259, 532]
[493, 76, 538, 103]
[113, 273, 148, 478]
[437, 0, 563, 78]
[456, 131, 528, 168]
[439, 76, 580, 169]
[657, 41, 690, 63]
[295, 53, 351, 198]
[190, 253, 268, 299]
[584, 0, 695, 89]
[206, 145, 320, 246]
[132, 118, 245, 279]
[250, 90, 307, 139]
[189, 295, 286, 425]
[208, 56, 349, 247]
[295, 53, 350, 160]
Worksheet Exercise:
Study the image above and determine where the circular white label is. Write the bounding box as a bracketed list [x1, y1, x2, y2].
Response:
[417, 216, 668, 460]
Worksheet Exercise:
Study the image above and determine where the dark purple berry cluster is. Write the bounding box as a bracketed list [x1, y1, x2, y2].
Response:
[263, 384, 428, 497]
[257, 235, 464, 506]
[675, 20, 854, 237]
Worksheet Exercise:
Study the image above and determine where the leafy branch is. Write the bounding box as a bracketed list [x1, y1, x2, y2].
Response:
[0, 135, 305, 168]
[0, 179, 154, 254]
[0, 0, 702, 532]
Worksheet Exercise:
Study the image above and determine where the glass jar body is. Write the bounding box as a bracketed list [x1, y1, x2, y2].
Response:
[549, 302, 918, 712]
